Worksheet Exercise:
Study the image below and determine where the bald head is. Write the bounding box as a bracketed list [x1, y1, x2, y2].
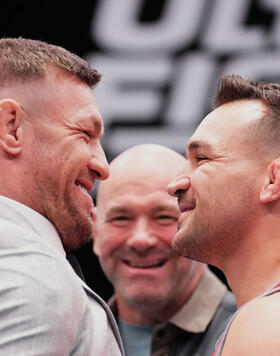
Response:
[110, 143, 186, 168]
[93, 144, 202, 323]
[97, 144, 187, 207]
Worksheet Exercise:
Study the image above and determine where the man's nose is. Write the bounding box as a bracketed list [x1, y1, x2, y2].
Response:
[127, 218, 157, 253]
[89, 141, 110, 180]
[167, 176, 190, 197]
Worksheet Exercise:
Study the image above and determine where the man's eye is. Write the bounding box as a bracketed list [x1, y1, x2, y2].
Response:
[195, 156, 208, 163]
[112, 216, 129, 221]
[156, 215, 177, 225]
[109, 216, 131, 226]
[82, 131, 93, 139]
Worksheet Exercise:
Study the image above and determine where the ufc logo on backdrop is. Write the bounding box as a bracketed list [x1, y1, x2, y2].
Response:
[87, 0, 280, 157]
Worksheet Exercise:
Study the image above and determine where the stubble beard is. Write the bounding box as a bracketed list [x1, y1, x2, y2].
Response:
[57, 193, 94, 251]
[173, 195, 257, 268]
[43, 185, 94, 251]
[30, 138, 94, 250]
[112, 269, 183, 314]
[172, 217, 215, 264]
[119, 283, 177, 315]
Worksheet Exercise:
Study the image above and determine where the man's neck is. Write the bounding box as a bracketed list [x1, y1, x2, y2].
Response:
[223, 227, 280, 307]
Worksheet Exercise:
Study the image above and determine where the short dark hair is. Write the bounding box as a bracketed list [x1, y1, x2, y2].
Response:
[214, 74, 280, 109]
[0, 37, 101, 87]
[214, 75, 280, 158]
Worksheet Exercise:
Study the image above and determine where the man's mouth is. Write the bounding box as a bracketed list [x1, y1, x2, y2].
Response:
[123, 259, 167, 268]
[179, 202, 195, 213]
[74, 180, 94, 210]
[76, 183, 88, 193]
[74, 179, 93, 193]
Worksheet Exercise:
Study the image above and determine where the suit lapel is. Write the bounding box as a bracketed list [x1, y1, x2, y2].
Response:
[80, 278, 125, 355]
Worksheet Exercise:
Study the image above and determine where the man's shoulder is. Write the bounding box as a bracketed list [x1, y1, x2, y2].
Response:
[232, 292, 280, 331]
[0, 249, 93, 355]
[0, 217, 88, 301]
[222, 293, 280, 355]
[0, 216, 44, 249]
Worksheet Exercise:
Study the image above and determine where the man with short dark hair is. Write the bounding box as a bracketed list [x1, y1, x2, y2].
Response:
[93, 144, 236, 356]
[0, 37, 123, 355]
[168, 74, 280, 355]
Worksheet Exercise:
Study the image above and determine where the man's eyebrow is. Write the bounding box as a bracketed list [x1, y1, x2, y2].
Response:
[107, 207, 130, 215]
[93, 116, 103, 136]
[86, 114, 103, 136]
[152, 204, 179, 213]
[188, 140, 212, 152]
[186, 140, 213, 159]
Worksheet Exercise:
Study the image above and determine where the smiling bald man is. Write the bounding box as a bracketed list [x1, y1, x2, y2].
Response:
[93, 144, 236, 356]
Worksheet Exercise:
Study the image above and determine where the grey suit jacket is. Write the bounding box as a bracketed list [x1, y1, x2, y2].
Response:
[0, 198, 124, 356]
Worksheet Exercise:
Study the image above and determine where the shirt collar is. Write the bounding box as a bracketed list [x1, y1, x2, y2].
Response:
[108, 268, 227, 334]
[169, 267, 226, 333]
[0, 195, 65, 257]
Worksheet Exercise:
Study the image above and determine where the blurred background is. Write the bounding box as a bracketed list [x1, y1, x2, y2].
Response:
[2, 0, 279, 299]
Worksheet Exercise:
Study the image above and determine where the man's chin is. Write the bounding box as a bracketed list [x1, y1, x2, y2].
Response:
[128, 294, 168, 308]
[172, 230, 187, 256]
[64, 235, 93, 252]
[58, 217, 94, 251]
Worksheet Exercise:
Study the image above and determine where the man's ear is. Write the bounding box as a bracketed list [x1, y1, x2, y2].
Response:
[92, 206, 100, 255]
[0, 99, 23, 155]
[260, 159, 280, 203]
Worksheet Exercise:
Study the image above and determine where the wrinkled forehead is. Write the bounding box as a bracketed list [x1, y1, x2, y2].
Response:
[189, 100, 265, 148]
[101, 168, 181, 196]
[97, 157, 187, 205]
[96, 178, 177, 218]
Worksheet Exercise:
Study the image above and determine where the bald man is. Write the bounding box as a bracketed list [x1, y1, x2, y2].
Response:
[93, 144, 236, 356]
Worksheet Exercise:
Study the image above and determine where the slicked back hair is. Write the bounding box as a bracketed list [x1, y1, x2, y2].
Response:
[0, 37, 101, 88]
[214, 75, 280, 158]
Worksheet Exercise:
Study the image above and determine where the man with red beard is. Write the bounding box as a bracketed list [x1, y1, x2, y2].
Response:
[0, 38, 124, 355]
[168, 75, 280, 356]
[93, 144, 236, 356]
